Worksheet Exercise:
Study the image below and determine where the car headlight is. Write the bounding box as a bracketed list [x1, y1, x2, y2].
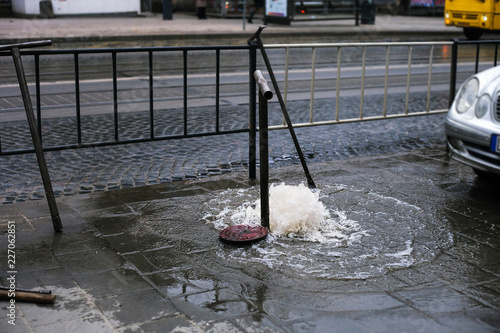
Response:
[475, 93, 491, 118]
[456, 77, 479, 113]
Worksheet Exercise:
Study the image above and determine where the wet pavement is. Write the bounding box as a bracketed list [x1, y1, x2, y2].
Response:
[1, 147, 499, 332]
[1, 11, 500, 332]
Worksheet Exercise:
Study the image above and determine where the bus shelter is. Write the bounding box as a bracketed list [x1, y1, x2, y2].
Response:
[265, 0, 362, 25]
[206, 0, 366, 23]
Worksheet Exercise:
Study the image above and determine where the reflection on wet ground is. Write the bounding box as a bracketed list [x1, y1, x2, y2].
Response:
[1, 147, 499, 332]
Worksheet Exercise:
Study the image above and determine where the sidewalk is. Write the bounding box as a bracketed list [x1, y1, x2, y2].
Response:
[1, 147, 499, 332]
[0, 12, 463, 46]
[1, 10, 499, 333]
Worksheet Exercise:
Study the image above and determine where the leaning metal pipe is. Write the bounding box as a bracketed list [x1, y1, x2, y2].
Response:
[7, 41, 63, 231]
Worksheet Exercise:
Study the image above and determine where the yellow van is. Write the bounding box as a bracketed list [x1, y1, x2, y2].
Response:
[444, 0, 500, 39]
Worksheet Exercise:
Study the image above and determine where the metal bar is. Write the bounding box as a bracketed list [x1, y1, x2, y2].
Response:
[0, 42, 454, 56]
[10, 45, 62, 231]
[360, 46, 366, 119]
[255, 70, 273, 99]
[1, 128, 252, 156]
[112, 51, 118, 142]
[0, 44, 250, 57]
[259, 85, 269, 230]
[74, 53, 81, 144]
[0, 40, 52, 52]
[183, 49, 188, 136]
[264, 41, 453, 49]
[405, 46, 412, 115]
[283, 47, 289, 126]
[335, 46, 341, 122]
[149, 50, 154, 139]
[310, 47, 316, 123]
[35, 54, 42, 140]
[216, 49, 220, 133]
[248, 41, 258, 181]
[495, 43, 498, 67]
[255, 70, 273, 230]
[426, 45, 434, 113]
[259, 85, 269, 228]
[449, 39, 459, 108]
[475, 43, 480, 73]
[267, 109, 448, 130]
[382, 46, 389, 117]
[284, 47, 289, 107]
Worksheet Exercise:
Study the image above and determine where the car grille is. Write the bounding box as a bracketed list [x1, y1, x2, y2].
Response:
[452, 13, 478, 20]
[464, 141, 500, 167]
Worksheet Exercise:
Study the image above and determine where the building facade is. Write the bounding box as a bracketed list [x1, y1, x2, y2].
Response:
[11, 0, 141, 16]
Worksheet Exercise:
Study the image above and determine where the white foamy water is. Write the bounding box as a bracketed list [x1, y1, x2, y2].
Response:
[203, 182, 362, 245]
[201, 183, 453, 280]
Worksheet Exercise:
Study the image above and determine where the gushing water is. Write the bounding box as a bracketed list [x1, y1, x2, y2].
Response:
[201, 182, 453, 280]
[253, 183, 332, 237]
[204, 182, 362, 244]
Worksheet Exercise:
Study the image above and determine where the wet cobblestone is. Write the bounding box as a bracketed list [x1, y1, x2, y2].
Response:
[0, 93, 448, 203]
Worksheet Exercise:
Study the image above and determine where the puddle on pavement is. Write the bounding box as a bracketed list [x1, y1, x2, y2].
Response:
[201, 183, 454, 280]
[133, 180, 453, 282]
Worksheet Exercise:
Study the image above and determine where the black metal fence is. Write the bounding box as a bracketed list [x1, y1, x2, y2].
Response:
[449, 38, 500, 107]
[3, 38, 499, 182]
[0, 43, 260, 177]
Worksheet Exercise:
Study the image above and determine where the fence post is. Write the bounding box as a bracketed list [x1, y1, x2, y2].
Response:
[449, 38, 459, 108]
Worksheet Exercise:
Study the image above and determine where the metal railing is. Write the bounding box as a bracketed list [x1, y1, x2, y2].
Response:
[2, 39, 480, 181]
[263, 41, 453, 130]
[0, 44, 255, 153]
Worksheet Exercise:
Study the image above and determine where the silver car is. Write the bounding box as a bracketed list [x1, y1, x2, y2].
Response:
[445, 66, 500, 177]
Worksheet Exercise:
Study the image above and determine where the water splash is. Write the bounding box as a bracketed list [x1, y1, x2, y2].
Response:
[201, 183, 453, 280]
[203, 182, 361, 244]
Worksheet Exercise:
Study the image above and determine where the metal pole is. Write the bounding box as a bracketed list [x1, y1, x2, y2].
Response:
[10, 44, 62, 231]
[259, 88, 269, 229]
[449, 39, 459, 108]
[249, 41, 258, 181]
[254, 70, 273, 230]
[248, 26, 316, 189]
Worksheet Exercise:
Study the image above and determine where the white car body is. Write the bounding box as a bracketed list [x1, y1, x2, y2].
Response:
[445, 66, 500, 176]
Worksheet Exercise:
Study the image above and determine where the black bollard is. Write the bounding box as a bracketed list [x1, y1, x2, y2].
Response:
[163, 0, 173, 20]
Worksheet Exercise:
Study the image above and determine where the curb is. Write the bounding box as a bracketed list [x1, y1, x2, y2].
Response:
[0, 30, 462, 47]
